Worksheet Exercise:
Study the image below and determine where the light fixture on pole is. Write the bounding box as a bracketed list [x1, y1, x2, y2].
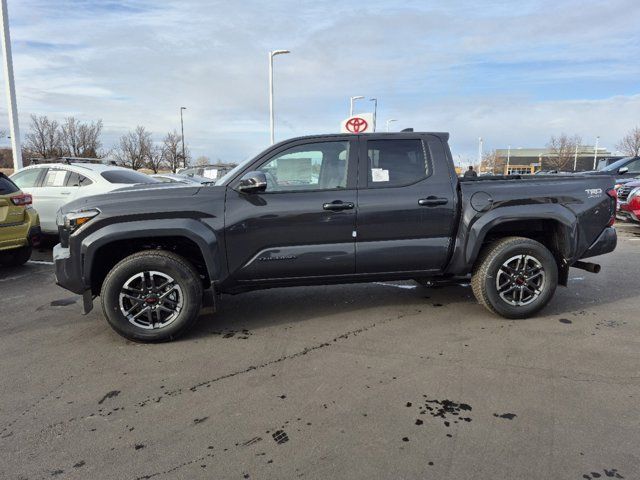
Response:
[592, 136, 600, 170]
[350, 96, 364, 117]
[385, 119, 397, 132]
[180, 107, 187, 168]
[269, 49, 290, 145]
[369, 98, 377, 132]
[1, 0, 22, 170]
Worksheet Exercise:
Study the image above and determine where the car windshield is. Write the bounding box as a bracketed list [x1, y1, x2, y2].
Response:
[217, 147, 266, 185]
[101, 170, 158, 184]
[600, 157, 633, 172]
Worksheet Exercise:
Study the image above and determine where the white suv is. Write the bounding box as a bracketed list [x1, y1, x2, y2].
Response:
[11, 162, 157, 234]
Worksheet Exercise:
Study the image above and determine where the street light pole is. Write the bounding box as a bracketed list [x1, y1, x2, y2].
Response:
[593, 136, 600, 170]
[573, 143, 579, 171]
[1, 0, 22, 170]
[180, 107, 187, 168]
[478, 137, 483, 167]
[385, 119, 397, 132]
[506, 145, 511, 174]
[369, 98, 377, 132]
[269, 49, 290, 145]
[350, 96, 364, 117]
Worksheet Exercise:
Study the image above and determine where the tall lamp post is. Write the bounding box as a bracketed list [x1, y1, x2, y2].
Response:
[478, 137, 483, 168]
[369, 98, 377, 132]
[1, 0, 22, 170]
[592, 136, 600, 170]
[385, 119, 397, 132]
[269, 49, 290, 145]
[180, 106, 187, 168]
[349, 95, 364, 117]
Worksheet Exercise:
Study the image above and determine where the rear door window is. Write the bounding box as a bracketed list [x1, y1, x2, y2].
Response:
[42, 168, 69, 187]
[366, 139, 430, 188]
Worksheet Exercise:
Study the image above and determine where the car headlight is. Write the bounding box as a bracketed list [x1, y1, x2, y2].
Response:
[629, 187, 640, 202]
[60, 208, 100, 232]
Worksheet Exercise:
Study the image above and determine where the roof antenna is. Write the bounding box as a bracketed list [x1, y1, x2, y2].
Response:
[401, 128, 413, 132]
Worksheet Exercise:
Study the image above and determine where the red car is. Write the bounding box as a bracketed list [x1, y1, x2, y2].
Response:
[617, 179, 640, 222]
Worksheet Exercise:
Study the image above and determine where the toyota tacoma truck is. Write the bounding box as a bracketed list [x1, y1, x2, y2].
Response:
[53, 132, 618, 342]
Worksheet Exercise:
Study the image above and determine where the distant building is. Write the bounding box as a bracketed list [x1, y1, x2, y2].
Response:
[484, 146, 624, 174]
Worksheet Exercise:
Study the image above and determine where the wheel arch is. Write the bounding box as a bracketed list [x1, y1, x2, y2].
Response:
[80, 219, 221, 295]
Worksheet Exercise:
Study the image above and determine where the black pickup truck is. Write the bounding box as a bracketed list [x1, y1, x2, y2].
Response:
[53, 132, 617, 342]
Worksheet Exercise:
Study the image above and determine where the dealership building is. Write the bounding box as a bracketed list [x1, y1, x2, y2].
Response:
[487, 146, 623, 174]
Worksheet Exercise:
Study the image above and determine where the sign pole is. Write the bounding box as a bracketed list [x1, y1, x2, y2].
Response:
[1, 0, 22, 170]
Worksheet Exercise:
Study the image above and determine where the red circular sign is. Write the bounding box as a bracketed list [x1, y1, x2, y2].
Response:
[346, 117, 368, 133]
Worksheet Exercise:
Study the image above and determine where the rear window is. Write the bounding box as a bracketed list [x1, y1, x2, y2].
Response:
[100, 170, 158, 184]
[0, 174, 19, 194]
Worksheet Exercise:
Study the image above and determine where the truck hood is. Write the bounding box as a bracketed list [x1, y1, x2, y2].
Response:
[59, 184, 223, 216]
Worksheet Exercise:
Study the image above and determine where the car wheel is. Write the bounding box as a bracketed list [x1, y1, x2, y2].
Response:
[471, 237, 558, 319]
[100, 250, 203, 342]
[0, 246, 32, 267]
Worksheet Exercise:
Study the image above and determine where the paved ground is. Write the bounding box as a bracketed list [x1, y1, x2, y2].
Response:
[1, 225, 639, 480]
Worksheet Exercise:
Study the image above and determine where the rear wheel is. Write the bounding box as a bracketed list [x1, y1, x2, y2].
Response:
[471, 237, 558, 319]
[0, 245, 32, 267]
[100, 250, 203, 342]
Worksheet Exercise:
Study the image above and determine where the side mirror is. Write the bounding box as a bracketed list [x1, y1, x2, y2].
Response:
[618, 167, 629, 175]
[237, 171, 267, 194]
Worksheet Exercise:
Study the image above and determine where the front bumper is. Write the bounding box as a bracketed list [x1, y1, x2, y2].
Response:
[618, 200, 640, 223]
[53, 243, 87, 294]
[579, 227, 617, 259]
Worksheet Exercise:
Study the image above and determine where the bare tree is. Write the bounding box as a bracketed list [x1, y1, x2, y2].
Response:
[480, 150, 502, 174]
[195, 155, 210, 167]
[61, 117, 103, 158]
[145, 145, 166, 173]
[162, 131, 189, 172]
[545, 134, 581, 171]
[24, 115, 63, 159]
[616, 127, 640, 157]
[113, 126, 153, 170]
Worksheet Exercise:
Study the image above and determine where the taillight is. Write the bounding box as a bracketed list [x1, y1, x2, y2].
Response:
[10, 194, 32, 206]
[606, 188, 617, 226]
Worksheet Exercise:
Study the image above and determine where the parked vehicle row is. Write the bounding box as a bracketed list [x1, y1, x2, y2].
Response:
[616, 179, 640, 223]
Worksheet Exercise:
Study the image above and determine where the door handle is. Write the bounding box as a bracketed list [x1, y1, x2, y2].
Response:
[418, 196, 448, 206]
[323, 201, 355, 211]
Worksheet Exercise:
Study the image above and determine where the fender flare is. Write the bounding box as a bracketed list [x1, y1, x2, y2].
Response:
[449, 204, 578, 274]
[79, 218, 220, 287]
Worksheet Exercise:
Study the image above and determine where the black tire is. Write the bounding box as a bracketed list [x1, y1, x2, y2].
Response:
[471, 237, 558, 319]
[100, 250, 203, 342]
[0, 246, 32, 267]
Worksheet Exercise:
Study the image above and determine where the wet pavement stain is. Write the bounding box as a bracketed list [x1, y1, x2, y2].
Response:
[583, 469, 624, 479]
[211, 329, 253, 340]
[193, 416, 209, 425]
[134, 443, 145, 450]
[559, 318, 572, 324]
[493, 413, 517, 420]
[50, 297, 77, 307]
[272, 430, 289, 445]
[73, 460, 85, 468]
[50, 469, 64, 476]
[419, 398, 472, 425]
[97, 390, 121, 405]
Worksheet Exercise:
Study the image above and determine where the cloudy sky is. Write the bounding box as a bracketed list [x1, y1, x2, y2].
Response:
[2, 0, 640, 163]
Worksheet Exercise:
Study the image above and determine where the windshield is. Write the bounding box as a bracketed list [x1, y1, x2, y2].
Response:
[216, 146, 268, 185]
[600, 157, 633, 172]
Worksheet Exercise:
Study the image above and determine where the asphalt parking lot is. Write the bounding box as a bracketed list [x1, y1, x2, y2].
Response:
[1, 225, 639, 480]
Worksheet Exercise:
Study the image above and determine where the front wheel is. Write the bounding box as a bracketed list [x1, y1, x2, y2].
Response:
[471, 237, 558, 319]
[100, 250, 203, 342]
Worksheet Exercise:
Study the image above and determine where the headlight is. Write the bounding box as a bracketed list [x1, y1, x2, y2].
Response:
[629, 187, 640, 202]
[60, 208, 100, 232]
